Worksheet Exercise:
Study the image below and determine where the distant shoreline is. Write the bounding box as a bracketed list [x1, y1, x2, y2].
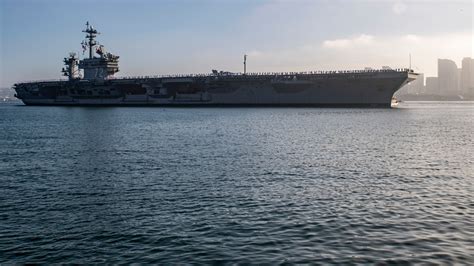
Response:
[397, 94, 474, 101]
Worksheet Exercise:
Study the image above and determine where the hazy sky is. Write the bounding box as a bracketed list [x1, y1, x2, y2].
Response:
[0, 0, 472, 87]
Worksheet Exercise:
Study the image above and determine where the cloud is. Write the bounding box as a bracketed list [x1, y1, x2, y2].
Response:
[392, 2, 407, 15]
[322, 33, 421, 49]
[403, 34, 421, 42]
[235, 31, 472, 78]
[321, 32, 472, 75]
[322, 34, 375, 48]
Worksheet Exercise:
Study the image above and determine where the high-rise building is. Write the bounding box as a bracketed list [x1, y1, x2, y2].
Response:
[458, 68, 462, 95]
[399, 73, 424, 95]
[410, 73, 424, 94]
[425, 77, 438, 95]
[461, 57, 474, 96]
[438, 59, 459, 96]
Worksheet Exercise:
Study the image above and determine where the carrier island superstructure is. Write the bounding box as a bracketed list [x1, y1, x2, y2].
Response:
[14, 22, 418, 107]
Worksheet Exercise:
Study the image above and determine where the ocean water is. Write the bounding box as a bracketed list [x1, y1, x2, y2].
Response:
[0, 102, 473, 264]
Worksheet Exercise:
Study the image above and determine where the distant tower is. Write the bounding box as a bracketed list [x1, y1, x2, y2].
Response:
[425, 77, 438, 95]
[243, 54, 247, 75]
[409, 53, 411, 71]
[461, 57, 474, 96]
[438, 59, 458, 96]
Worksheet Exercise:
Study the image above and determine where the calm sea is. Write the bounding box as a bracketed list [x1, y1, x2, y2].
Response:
[0, 102, 473, 264]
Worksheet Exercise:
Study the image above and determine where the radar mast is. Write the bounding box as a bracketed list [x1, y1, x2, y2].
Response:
[82, 21, 99, 59]
[78, 22, 120, 80]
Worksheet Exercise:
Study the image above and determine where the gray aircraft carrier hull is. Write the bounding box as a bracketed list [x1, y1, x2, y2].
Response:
[14, 70, 417, 108]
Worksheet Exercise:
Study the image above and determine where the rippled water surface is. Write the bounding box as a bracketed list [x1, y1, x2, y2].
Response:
[1, 102, 473, 264]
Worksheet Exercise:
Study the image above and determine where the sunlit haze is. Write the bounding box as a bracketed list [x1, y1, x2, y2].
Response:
[0, 0, 472, 88]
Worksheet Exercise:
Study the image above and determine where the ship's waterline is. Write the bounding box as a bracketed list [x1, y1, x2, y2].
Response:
[13, 22, 418, 107]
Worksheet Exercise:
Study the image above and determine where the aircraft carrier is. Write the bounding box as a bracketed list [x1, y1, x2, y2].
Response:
[14, 22, 418, 107]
